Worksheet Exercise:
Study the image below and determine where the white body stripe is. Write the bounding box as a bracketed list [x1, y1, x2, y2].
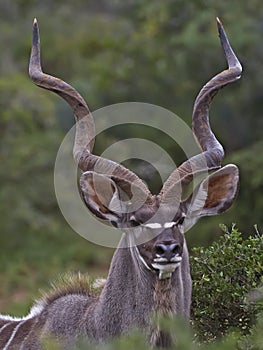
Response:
[19, 317, 37, 350]
[3, 320, 26, 350]
[0, 322, 12, 335]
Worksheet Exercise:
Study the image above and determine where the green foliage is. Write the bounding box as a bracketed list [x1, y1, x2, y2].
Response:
[0, 0, 262, 250]
[229, 141, 263, 233]
[191, 226, 263, 342]
[40, 313, 263, 349]
[191, 140, 263, 246]
[0, 1, 262, 348]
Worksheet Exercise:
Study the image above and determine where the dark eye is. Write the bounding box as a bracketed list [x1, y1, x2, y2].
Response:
[129, 215, 140, 227]
[176, 216, 185, 226]
[129, 216, 140, 227]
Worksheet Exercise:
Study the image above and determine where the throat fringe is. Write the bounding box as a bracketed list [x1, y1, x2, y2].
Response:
[150, 279, 177, 347]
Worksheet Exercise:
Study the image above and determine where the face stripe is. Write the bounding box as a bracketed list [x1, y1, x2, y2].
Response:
[143, 223, 162, 229]
[163, 222, 176, 228]
[134, 246, 151, 271]
[143, 222, 176, 229]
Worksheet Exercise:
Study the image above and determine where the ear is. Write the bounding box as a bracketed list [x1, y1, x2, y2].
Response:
[184, 164, 239, 218]
[79, 171, 149, 226]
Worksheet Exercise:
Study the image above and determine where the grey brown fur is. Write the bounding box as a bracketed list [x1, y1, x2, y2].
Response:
[0, 18, 242, 349]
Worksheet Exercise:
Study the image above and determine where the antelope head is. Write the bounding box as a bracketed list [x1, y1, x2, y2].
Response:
[29, 18, 242, 280]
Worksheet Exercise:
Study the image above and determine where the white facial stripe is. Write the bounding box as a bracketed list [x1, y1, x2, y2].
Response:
[143, 223, 162, 229]
[163, 222, 176, 228]
[134, 246, 151, 271]
[143, 222, 176, 229]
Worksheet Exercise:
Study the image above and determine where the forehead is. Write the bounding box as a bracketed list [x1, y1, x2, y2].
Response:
[132, 203, 183, 224]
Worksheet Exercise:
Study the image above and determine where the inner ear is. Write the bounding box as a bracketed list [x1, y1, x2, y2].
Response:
[183, 164, 239, 218]
[79, 171, 151, 225]
[80, 172, 122, 224]
[202, 164, 239, 215]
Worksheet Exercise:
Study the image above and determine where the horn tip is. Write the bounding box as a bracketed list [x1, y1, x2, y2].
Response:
[29, 17, 41, 78]
[32, 18, 39, 45]
[216, 17, 224, 33]
[215, 17, 242, 72]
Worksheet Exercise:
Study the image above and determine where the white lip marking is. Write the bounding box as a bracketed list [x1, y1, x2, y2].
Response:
[151, 262, 182, 274]
[154, 257, 168, 263]
[170, 256, 182, 263]
[151, 262, 181, 270]
[151, 262, 181, 280]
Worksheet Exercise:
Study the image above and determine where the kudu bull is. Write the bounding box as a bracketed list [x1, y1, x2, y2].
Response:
[0, 18, 242, 349]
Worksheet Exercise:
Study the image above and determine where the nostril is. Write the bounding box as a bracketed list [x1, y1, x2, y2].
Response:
[171, 244, 181, 256]
[155, 244, 166, 256]
[155, 243, 181, 261]
[155, 243, 181, 259]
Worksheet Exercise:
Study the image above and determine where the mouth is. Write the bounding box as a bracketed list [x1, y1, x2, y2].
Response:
[151, 256, 182, 280]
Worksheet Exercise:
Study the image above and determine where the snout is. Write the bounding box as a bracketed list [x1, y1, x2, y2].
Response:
[152, 241, 183, 280]
[154, 243, 181, 262]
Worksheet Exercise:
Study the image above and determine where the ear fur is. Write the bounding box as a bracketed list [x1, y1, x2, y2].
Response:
[184, 164, 239, 218]
[79, 171, 150, 225]
[80, 172, 122, 224]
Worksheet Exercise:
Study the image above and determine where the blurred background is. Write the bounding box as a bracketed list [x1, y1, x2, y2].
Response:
[0, 0, 262, 315]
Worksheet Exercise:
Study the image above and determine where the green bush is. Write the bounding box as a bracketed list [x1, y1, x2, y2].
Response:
[191, 225, 263, 343]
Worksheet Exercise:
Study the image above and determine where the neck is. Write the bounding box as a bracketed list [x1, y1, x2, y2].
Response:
[94, 234, 190, 346]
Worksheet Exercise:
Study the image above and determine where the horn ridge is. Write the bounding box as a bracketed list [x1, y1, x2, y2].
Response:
[29, 19, 150, 197]
[161, 18, 242, 199]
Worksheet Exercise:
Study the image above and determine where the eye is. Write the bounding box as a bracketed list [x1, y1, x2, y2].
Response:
[130, 220, 140, 227]
[176, 216, 185, 226]
[129, 216, 141, 227]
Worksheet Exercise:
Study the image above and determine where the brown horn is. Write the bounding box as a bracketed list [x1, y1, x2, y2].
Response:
[161, 18, 242, 198]
[29, 18, 150, 196]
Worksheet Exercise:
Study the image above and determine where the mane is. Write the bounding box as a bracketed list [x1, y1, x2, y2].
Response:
[38, 272, 105, 307]
[0, 273, 106, 324]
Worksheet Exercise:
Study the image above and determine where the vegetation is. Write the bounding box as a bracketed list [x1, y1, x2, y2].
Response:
[0, 0, 262, 348]
[191, 226, 263, 342]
